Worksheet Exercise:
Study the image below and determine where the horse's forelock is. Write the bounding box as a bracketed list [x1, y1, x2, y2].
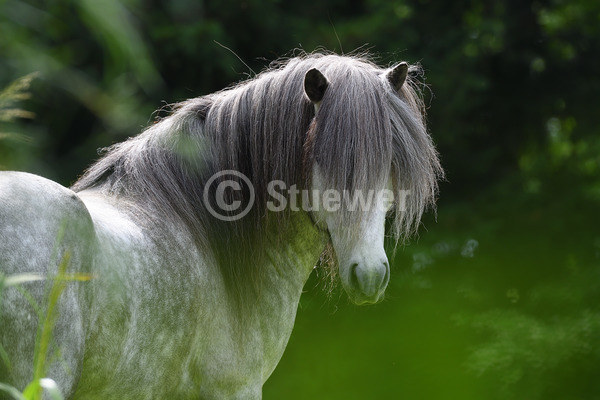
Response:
[306, 56, 442, 245]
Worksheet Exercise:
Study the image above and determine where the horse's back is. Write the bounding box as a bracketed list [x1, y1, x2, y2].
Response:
[0, 171, 95, 397]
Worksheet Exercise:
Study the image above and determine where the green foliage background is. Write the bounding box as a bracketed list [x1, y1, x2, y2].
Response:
[1, 0, 599, 398]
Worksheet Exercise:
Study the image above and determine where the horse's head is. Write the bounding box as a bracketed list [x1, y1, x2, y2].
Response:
[303, 62, 414, 305]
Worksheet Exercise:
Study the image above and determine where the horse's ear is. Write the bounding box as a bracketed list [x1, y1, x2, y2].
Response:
[304, 68, 328, 103]
[387, 62, 408, 92]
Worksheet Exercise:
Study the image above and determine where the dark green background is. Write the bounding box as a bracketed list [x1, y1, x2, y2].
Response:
[1, 0, 599, 398]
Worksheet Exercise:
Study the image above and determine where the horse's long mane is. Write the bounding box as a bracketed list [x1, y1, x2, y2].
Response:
[72, 51, 442, 301]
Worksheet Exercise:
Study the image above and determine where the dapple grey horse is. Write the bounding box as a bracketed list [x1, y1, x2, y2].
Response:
[0, 53, 442, 399]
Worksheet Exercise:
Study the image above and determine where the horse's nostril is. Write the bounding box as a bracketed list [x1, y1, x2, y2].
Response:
[349, 262, 359, 289]
[382, 260, 390, 287]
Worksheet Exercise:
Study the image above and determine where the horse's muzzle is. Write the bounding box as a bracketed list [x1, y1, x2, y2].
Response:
[346, 258, 390, 305]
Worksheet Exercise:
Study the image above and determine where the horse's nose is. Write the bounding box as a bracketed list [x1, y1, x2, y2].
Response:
[350, 258, 390, 301]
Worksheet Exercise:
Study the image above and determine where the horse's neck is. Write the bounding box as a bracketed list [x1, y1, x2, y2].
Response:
[250, 211, 327, 323]
[240, 211, 327, 380]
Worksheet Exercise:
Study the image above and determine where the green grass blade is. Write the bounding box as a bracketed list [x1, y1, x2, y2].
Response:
[3, 274, 45, 287]
[0, 382, 27, 400]
[31, 252, 71, 400]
